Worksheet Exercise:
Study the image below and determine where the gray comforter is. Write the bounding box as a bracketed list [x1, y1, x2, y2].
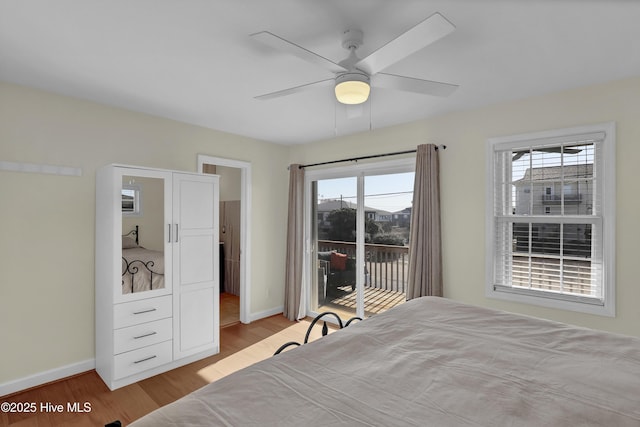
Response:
[130, 297, 640, 426]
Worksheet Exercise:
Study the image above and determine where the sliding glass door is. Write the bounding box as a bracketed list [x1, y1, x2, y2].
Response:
[307, 159, 414, 320]
[311, 176, 359, 318]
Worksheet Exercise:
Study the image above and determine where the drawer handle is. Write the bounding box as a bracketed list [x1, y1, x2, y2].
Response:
[133, 308, 157, 315]
[134, 355, 157, 364]
[133, 331, 157, 340]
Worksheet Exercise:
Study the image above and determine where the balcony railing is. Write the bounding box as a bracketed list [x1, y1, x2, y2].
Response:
[317, 240, 409, 294]
[542, 194, 582, 204]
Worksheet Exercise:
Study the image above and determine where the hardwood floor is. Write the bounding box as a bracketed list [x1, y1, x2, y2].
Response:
[220, 292, 240, 327]
[0, 314, 325, 427]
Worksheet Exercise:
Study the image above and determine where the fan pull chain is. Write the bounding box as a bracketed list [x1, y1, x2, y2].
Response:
[334, 99, 338, 137]
[369, 91, 373, 131]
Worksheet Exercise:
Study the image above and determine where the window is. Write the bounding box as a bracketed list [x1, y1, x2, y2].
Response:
[486, 123, 615, 316]
[122, 184, 142, 216]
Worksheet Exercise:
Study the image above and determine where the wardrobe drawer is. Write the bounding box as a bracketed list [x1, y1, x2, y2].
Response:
[114, 295, 172, 329]
[114, 317, 173, 355]
[113, 340, 173, 380]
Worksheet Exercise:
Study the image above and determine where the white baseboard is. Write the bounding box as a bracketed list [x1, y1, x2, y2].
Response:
[0, 359, 95, 398]
[247, 306, 284, 323]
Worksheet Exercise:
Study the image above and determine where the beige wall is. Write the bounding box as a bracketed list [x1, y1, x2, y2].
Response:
[0, 82, 289, 385]
[290, 75, 640, 338]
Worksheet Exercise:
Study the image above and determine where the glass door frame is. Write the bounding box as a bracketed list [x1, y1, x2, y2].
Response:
[303, 157, 415, 320]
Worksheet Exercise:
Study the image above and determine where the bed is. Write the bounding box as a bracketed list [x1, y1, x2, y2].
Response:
[128, 297, 640, 426]
[121, 226, 165, 294]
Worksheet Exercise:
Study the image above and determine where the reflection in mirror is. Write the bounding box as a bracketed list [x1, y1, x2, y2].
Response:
[121, 176, 165, 295]
[122, 184, 141, 216]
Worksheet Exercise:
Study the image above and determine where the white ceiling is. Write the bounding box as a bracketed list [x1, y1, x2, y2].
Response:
[1, 0, 639, 145]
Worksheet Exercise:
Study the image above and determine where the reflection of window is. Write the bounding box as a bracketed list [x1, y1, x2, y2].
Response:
[122, 185, 142, 216]
[487, 123, 615, 317]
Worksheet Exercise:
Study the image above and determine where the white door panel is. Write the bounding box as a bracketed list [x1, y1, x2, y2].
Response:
[179, 287, 215, 354]
[179, 234, 215, 285]
[177, 179, 215, 229]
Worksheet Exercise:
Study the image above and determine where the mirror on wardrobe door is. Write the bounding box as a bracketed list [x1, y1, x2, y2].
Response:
[121, 175, 166, 295]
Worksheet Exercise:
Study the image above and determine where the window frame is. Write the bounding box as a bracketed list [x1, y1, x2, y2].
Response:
[122, 183, 142, 216]
[485, 122, 616, 317]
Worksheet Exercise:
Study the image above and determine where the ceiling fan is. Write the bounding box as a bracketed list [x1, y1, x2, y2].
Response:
[251, 12, 459, 105]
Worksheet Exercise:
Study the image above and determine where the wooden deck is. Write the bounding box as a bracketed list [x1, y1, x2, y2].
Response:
[318, 285, 406, 320]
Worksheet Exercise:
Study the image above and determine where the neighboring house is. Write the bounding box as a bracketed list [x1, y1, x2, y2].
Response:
[316, 199, 392, 227]
[392, 207, 412, 228]
[315, 199, 396, 243]
[512, 164, 593, 257]
[513, 164, 593, 216]
[370, 210, 393, 223]
[316, 199, 357, 225]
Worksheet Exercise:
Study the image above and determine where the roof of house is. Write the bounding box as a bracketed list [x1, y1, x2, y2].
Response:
[317, 200, 392, 216]
[515, 164, 593, 183]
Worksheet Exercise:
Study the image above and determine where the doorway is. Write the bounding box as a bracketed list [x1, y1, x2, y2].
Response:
[198, 155, 251, 325]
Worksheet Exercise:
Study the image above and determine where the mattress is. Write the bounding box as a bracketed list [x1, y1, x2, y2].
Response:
[129, 297, 640, 426]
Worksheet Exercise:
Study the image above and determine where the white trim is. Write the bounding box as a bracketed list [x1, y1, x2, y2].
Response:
[248, 306, 284, 323]
[304, 157, 415, 181]
[355, 173, 366, 319]
[485, 122, 616, 317]
[197, 155, 252, 324]
[0, 359, 95, 398]
[0, 160, 82, 176]
[488, 131, 606, 152]
[303, 174, 313, 316]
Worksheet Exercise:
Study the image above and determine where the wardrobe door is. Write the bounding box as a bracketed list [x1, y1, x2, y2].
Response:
[172, 173, 219, 358]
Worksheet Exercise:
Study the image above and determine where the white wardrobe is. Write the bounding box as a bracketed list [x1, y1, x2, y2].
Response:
[95, 164, 220, 390]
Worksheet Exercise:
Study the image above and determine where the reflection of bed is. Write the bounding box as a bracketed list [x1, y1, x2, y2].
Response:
[121, 226, 164, 293]
[128, 297, 640, 426]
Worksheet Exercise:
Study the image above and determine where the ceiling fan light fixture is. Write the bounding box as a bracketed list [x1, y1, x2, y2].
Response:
[335, 72, 370, 105]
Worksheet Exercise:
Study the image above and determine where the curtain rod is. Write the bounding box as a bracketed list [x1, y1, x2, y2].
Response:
[297, 145, 446, 169]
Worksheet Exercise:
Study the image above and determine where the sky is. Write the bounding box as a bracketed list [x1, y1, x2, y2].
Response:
[316, 172, 415, 212]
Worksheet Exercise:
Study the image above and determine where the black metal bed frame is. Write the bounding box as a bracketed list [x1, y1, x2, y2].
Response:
[274, 311, 362, 355]
[121, 225, 164, 293]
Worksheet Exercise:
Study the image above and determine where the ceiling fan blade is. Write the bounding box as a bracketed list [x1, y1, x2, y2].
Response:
[251, 31, 347, 74]
[356, 12, 455, 75]
[537, 147, 582, 154]
[373, 73, 458, 97]
[512, 152, 526, 162]
[512, 147, 583, 161]
[255, 78, 334, 100]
